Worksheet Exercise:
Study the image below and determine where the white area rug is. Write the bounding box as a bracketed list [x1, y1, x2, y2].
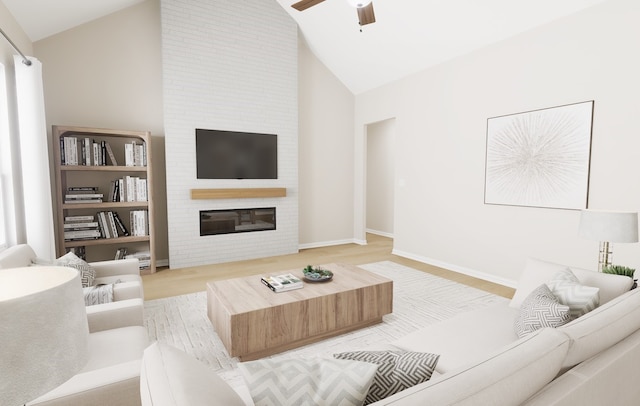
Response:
[144, 261, 508, 402]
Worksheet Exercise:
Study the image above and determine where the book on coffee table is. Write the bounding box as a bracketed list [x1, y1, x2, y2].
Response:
[261, 273, 303, 293]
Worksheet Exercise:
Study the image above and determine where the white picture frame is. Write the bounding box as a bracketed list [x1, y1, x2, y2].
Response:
[484, 101, 594, 210]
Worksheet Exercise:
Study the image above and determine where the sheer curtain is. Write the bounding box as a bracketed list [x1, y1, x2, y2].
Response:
[14, 56, 55, 260]
[0, 63, 11, 251]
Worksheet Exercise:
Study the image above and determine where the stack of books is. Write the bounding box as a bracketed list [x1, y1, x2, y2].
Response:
[130, 210, 149, 236]
[64, 215, 100, 241]
[64, 187, 103, 204]
[126, 251, 151, 270]
[261, 273, 304, 293]
[108, 176, 148, 202]
[124, 141, 147, 167]
[60, 137, 118, 166]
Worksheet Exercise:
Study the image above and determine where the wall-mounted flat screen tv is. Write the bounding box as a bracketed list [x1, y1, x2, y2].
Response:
[196, 129, 277, 179]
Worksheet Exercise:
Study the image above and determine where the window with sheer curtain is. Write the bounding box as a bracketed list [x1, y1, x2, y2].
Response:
[0, 63, 11, 251]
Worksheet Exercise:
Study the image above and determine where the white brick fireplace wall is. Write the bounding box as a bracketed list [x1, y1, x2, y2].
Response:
[161, 0, 298, 268]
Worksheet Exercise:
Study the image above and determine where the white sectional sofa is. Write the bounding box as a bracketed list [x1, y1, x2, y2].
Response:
[383, 258, 640, 405]
[138, 258, 640, 406]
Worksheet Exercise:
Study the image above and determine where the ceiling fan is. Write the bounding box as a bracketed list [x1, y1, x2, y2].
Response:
[291, 0, 376, 27]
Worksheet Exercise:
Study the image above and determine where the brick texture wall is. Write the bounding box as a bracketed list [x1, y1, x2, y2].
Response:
[161, 0, 298, 268]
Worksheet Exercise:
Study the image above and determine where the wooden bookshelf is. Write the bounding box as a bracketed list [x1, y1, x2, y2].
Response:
[53, 125, 156, 274]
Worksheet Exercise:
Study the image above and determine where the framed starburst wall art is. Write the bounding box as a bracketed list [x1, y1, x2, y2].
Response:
[484, 101, 594, 210]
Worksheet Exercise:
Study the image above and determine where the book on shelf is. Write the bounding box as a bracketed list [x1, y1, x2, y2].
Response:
[65, 214, 95, 222]
[68, 186, 98, 192]
[130, 210, 148, 236]
[114, 247, 128, 260]
[104, 141, 118, 165]
[125, 141, 146, 167]
[261, 273, 304, 292]
[63, 221, 99, 230]
[64, 229, 101, 240]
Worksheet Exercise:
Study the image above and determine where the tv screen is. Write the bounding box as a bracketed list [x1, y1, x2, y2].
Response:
[196, 129, 277, 179]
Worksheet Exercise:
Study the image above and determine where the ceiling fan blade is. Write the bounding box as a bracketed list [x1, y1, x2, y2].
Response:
[291, 0, 326, 11]
[357, 2, 376, 26]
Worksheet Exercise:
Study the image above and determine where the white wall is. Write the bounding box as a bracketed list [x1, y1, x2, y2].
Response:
[298, 37, 356, 248]
[161, 0, 299, 268]
[355, 0, 640, 286]
[366, 118, 395, 236]
[33, 0, 167, 261]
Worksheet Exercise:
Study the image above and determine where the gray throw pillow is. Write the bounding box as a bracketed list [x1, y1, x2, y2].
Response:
[333, 350, 439, 404]
[515, 284, 571, 338]
[56, 251, 96, 287]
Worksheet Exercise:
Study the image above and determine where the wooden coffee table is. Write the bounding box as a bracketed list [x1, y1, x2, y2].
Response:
[206, 263, 393, 361]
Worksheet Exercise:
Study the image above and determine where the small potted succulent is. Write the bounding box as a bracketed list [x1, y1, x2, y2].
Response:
[602, 265, 637, 290]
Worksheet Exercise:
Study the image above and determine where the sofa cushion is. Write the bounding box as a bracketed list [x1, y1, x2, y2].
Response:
[521, 327, 640, 406]
[510, 258, 632, 308]
[238, 358, 378, 406]
[372, 328, 570, 405]
[547, 268, 599, 319]
[333, 350, 439, 404]
[140, 342, 244, 406]
[514, 284, 571, 338]
[559, 287, 640, 369]
[55, 251, 96, 287]
[392, 303, 518, 373]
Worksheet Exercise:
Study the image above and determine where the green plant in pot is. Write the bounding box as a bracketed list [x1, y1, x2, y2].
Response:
[602, 264, 637, 290]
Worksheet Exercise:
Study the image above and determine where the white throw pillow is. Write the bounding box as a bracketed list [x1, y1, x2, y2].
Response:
[510, 258, 630, 308]
[514, 284, 571, 338]
[238, 358, 378, 406]
[547, 268, 599, 319]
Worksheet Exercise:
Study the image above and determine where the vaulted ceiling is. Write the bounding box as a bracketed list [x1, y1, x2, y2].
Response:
[3, 0, 611, 94]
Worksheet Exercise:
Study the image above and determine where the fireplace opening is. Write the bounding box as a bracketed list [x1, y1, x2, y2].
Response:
[200, 207, 276, 236]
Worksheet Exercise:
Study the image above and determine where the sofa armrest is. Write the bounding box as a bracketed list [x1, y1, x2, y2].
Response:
[86, 299, 144, 333]
[28, 360, 142, 406]
[91, 258, 140, 278]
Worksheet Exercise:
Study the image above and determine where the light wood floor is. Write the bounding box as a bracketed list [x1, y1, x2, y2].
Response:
[142, 234, 515, 301]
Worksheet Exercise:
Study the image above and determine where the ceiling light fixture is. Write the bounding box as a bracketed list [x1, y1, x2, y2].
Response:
[346, 0, 372, 8]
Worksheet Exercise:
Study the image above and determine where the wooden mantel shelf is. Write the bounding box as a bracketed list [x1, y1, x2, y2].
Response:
[191, 188, 287, 200]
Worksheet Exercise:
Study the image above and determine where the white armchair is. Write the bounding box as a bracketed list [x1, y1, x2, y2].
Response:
[0, 244, 144, 332]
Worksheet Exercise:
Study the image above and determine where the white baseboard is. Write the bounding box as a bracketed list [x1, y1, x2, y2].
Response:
[299, 238, 366, 250]
[392, 249, 517, 289]
[365, 229, 394, 239]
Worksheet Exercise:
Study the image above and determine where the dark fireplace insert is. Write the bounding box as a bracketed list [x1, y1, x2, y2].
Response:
[200, 207, 276, 236]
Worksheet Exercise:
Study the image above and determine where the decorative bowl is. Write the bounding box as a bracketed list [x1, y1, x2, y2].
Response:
[302, 266, 333, 282]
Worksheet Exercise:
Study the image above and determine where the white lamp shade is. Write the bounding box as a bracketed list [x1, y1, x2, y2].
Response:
[578, 210, 639, 243]
[346, 0, 372, 8]
[0, 266, 89, 405]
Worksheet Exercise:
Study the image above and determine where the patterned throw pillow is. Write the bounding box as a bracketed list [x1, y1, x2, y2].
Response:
[514, 284, 571, 338]
[333, 350, 439, 404]
[547, 268, 599, 319]
[56, 251, 96, 288]
[238, 358, 378, 406]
